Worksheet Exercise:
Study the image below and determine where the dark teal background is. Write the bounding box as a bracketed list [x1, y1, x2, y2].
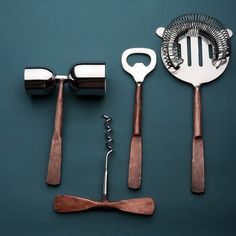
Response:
[0, 0, 235, 235]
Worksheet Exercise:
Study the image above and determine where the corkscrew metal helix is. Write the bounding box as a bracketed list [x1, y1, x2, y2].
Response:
[54, 115, 155, 215]
[102, 115, 114, 200]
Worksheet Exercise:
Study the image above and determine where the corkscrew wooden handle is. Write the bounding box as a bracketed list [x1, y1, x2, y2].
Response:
[54, 195, 155, 215]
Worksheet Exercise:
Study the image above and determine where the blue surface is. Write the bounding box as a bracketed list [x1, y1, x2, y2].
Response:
[0, 0, 236, 235]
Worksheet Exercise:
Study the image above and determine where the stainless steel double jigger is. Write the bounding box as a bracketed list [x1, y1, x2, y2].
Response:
[24, 63, 106, 185]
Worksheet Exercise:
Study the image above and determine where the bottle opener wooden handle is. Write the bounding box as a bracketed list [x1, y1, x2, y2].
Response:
[47, 80, 64, 185]
[128, 83, 142, 189]
[192, 86, 205, 193]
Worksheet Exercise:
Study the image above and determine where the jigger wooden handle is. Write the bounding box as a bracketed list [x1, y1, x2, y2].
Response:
[128, 83, 142, 189]
[47, 80, 64, 185]
[54, 195, 155, 215]
[192, 86, 205, 193]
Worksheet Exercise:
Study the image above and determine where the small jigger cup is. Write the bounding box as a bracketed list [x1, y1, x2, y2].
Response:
[24, 63, 106, 185]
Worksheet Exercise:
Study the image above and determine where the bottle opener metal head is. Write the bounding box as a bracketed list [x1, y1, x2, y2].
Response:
[24, 63, 106, 186]
[121, 48, 156, 83]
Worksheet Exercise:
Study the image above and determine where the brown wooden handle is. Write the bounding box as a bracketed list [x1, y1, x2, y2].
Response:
[192, 86, 205, 193]
[128, 136, 142, 189]
[112, 197, 155, 215]
[54, 195, 155, 215]
[47, 80, 64, 186]
[128, 84, 142, 189]
[133, 83, 142, 135]
[54, 195, 98, 212]
[193, 87, 202, 138]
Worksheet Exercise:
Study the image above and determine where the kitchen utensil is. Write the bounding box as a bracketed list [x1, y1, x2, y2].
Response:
[156, 13, 232, 193]
[121, 48, 157, 189]
[54, 115, 155, 215]
[24, 63, 106, 185]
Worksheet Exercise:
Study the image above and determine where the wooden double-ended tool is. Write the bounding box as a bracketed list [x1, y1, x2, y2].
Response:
[54, 115, 155, 215]
[24, 63, 106, 186]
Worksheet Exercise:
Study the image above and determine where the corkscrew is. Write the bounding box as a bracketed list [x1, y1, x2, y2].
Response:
[102, 115, 114, 200]
[54, 115, 155, 215]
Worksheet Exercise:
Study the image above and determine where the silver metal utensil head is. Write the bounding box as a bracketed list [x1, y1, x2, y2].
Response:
[159, 33, 230, 87]
[25, 63, 106, 96]
[156, 14, 232, 87]
[68, 63, 106, 96]
[121, 48, 157, 83]
[24, 68, 56, 95]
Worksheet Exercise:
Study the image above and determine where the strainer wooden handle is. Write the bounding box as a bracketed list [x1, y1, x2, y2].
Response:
[192, 86, 205, 193]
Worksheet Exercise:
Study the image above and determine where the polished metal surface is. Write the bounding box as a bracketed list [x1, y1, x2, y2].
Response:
[25, 63, 106, 96]
[24, 68, 56, 95]
[55, 75, 68, 81]
[157, 29, 231, 87]
[121, 48, 157, 83]
[156, 13, 233, 87]
[68, 63, 106, 96]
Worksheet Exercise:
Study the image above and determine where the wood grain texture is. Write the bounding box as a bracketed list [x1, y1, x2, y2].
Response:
[128, 135, 142, 189]
[47, 80, 64, 186]
[192, 138, 204, 193]
[193, 87, 202, 138]
[54, 195, 155, 215]
[128, 83, 142, 189]
[192, 86, 205, 193]
[133, 83, 142, 135]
